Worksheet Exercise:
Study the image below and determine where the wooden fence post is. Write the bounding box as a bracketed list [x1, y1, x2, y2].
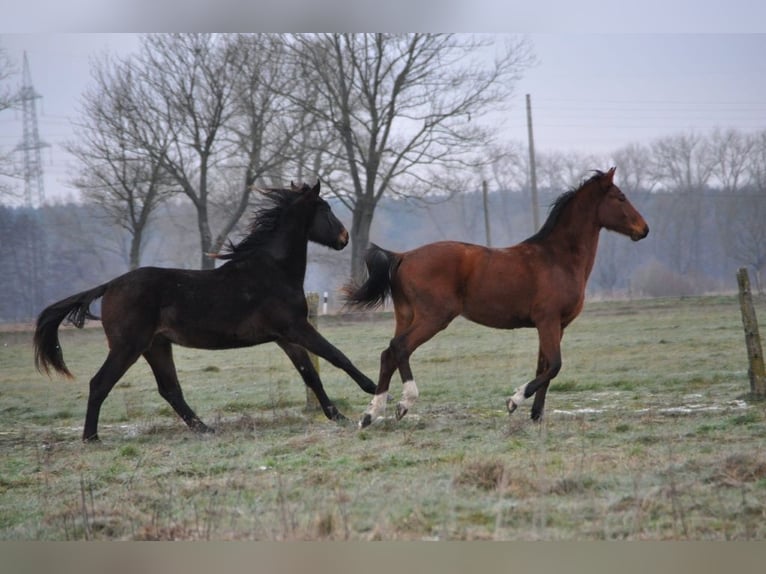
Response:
[305, 292, 322, 412]
[736, 268, 766, 398]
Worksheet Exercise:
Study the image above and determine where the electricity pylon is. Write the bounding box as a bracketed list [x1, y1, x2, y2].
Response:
[15, 51, 48, 207]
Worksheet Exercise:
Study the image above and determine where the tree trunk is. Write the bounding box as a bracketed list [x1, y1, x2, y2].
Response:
[129, 227, 143, 270]
[350, 199, 375, 282]
[197, 205, 215, 270]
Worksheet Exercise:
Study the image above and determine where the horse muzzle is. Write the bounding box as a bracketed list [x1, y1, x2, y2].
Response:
[631, 224, 649, 241]
[335, 229, 350, 250]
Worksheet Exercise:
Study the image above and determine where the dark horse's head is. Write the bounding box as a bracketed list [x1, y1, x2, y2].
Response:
[295, 181, 349, 250]
[216, 181, 348, 262]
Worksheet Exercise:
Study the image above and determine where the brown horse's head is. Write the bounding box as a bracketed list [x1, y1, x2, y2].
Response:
[596, 167, 649, 241]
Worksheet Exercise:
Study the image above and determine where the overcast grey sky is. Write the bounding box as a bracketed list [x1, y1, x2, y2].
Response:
[1, 31, 765, 202]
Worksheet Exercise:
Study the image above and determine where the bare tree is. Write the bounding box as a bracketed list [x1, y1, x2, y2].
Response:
[710, 127, 754, 192]
[724, 190, 766, 294]
[212, 34, 301, 235]
[650, 132, 715, 273]
[108, 34, 296, 269]
[746, 130, 766, 193]
[611, 143, 656, 194]
[67, 55, 175, 269]
[721, 130, 766, 293]
[0, 43, 20, 200]
[287, 33, 535, 280]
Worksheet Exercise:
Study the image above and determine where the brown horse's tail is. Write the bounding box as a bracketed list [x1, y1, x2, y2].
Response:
[343, 244, 401, 310]
[33, 283, 109, 378]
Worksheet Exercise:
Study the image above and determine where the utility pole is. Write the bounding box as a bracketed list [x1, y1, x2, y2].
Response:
[15, 52, 48, 208]
[482, 180, 492, 247]
[525, 94, 540, 233]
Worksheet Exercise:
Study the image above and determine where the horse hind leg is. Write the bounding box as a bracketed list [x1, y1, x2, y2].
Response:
[361, 312, 454, 427]
[360, 344, 399, 428]
[143, 337, 211, 434]
[395, 357, 419, 422]
[83, 347, 144, 442]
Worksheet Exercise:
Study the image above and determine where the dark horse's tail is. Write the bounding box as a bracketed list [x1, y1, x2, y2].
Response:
[343, 244, 401, 310]
[34, 283, 109, 378]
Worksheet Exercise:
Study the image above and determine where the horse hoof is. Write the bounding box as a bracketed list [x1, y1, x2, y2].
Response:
[333, 411, 350, 426]
[359, 414, 373, 429]
[395, 403, 408, 421]
[192, 423, 215, 434]
[506, 398, 518, 415]
[82, 434, 100, 443]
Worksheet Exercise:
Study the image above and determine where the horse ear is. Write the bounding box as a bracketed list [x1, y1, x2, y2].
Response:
[606, 166, 616, 183]
[291, 181, 299, 191]
[311, 180, 321, 196]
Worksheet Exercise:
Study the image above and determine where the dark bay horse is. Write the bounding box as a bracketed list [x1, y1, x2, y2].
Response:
[345, 168, 649, 428]
[34, 182, 376, 441]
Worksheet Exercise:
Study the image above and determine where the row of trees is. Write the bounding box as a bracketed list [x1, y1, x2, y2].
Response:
[482, 129, 766, 290]
[0, 175, 762, 322]
[62, 33, 534, 279]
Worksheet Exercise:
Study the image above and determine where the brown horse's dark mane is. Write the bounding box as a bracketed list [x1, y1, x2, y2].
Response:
[217, 184, 312, 262]
[522, 170, 608, 244]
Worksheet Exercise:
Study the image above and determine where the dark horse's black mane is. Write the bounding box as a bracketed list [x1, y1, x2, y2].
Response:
[216, 184, 310, 262]
[523, 170, 608, 244]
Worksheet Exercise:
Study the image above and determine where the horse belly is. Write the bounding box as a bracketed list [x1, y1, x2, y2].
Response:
[461, 271, 535, 329]
[462, 305, 534, 330]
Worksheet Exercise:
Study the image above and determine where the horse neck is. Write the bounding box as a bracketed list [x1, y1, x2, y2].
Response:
[544, 191, 602, 279]
[263, 219, 310, 281]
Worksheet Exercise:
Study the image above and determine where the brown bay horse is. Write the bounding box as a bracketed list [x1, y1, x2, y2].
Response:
[34, 182, 377, 441]
[344, 168, 649, 428]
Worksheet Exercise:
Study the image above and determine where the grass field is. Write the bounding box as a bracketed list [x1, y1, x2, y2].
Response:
[1, 295, 765, 540]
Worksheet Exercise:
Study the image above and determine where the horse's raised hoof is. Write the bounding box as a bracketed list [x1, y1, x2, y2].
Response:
[395, 402, 408, 421]
[359, 413, 373, 429]
[506, 398, 518, 415]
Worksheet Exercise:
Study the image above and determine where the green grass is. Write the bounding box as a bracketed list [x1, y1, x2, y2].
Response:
[1, 295, 765, 540]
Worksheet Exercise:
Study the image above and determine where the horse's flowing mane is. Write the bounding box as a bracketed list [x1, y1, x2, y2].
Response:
[522, 170, 608, 244]
[217, 185, 309, 262]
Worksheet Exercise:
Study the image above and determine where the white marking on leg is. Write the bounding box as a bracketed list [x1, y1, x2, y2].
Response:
[508, 383, 528, 412]
[400, 380, 419, 411]
[364, 392, 388, 421]
[396, 380, 419, 421]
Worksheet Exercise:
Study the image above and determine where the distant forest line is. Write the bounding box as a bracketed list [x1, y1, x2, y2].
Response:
[1, 183, 763, 323]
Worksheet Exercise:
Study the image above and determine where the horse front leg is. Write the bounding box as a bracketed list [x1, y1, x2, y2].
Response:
[276, 340, 347, 424]
[529, 328, 566, 420]
[507, 321, 562, 417]
[285, 321, 377, 395]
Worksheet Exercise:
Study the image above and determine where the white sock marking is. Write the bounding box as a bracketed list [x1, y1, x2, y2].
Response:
[365, 392, 388, 421]
[510, 384, 527, 407]
[400, 380, 419, 410]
